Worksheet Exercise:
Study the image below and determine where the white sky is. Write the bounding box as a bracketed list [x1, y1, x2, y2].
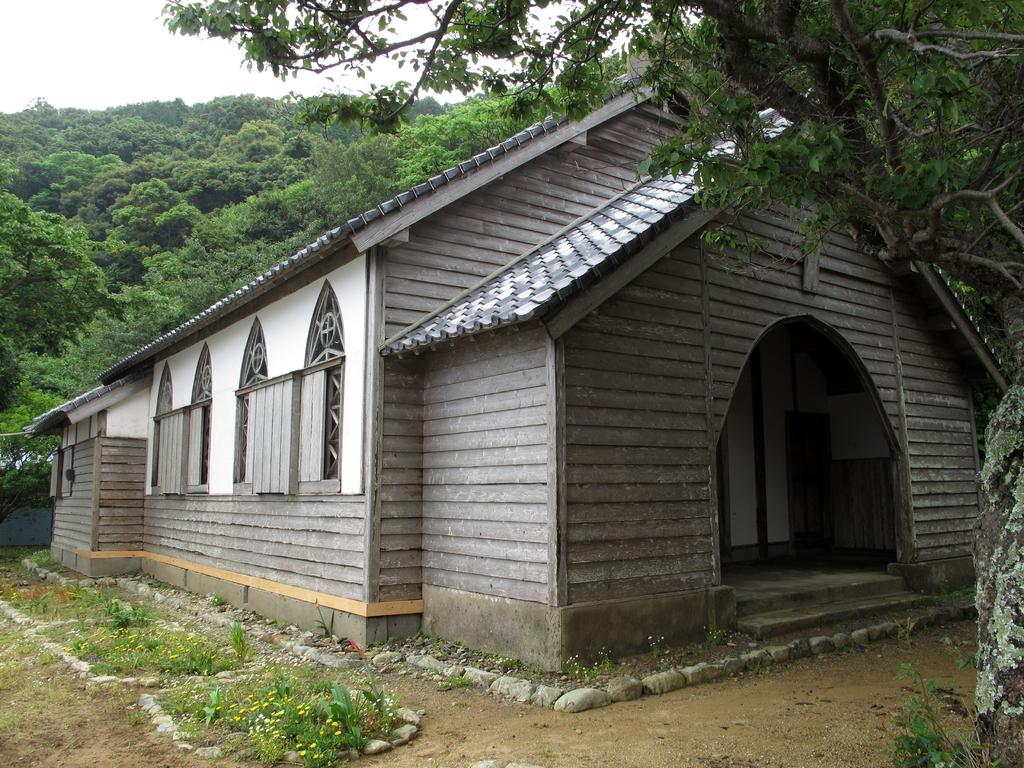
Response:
[0, 0, 405, 113]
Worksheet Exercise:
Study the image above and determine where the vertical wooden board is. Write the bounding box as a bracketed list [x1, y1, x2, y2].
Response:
[299, 371, 326, 482]
[187, 407, 203, 487]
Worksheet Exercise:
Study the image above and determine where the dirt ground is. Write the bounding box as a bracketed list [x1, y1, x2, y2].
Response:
[370, 622, 977, 768]
[1, 619, 974, 768]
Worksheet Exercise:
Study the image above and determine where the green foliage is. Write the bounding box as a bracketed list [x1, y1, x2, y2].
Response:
[200, 676, 399, 766]
[203, 686, 224, 725]
[103, 598, 151, 631]
[230, 622, 251, 663]
[705, 628, 728, 646]
[893, 664, 997, 768]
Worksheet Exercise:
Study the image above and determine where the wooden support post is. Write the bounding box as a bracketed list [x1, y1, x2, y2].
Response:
[751, 347, 769, 561]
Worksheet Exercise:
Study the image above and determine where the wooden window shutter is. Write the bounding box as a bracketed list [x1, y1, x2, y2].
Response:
[158, 411, 186, 495]
[250, 378, 293, 494]
[61, 446, 74, 497]
[187, 407, 204, 487]
[298, 370, 326, 482]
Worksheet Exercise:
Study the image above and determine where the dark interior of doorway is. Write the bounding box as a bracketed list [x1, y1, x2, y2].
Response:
[717, 322, 898, 567]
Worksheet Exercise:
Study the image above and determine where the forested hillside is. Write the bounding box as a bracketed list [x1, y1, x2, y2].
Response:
[0, 92, 549, 512]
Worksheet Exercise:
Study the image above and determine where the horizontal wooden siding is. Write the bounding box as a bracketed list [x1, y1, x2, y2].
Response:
[419, 328, 551, 602]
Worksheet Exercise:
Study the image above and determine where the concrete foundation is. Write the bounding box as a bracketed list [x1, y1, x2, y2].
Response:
[140, 557, 421, 646]
[51, 543, 141, 578]
[422, 583, 736, 671]
[888, 556, 975, 594]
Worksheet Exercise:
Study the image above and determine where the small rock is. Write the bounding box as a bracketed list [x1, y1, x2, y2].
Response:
[681, 663, 722, 685]
[716, 657, 745, 676]
[195, 747, 222, 759]
[363, 739, 392, 755]
[866, 625, 885, 641]
[809, 636, 835, 655]
[531, 684, 564, 708]
[176, 742, 194, 752]
[152, 715, 173, 726]
[490, 676, 536, 702]
[851, 628, 871, 645]
[156, 722, 178, 734]
[443, 664, 466, 678]
[463, 666, 499, 688]
[642, 669, 687, 695]
[214, 670, 235, 679]
[391, 724, 418, 745]
[552, 688, 611, 713]
[740, 649, 769, 669]
[507, 764, 545, 768]
[831, 632, 851, 650]
[137, 694, 158, 712]
[396, 707, 421, 726]
[470, 762, 505, 768]
[411, 654, 446, 673]
[788, 638, 811, 660]
[765, 645, 791, 663]
[372, 651, 403, 666]
[606, 676, 643, 702]
[283, 751, 302, 763]
[877, 621, 898, 638]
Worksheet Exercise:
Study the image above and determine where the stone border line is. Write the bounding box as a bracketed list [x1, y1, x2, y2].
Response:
[17, 560, 422, 758]
[397, 601, 976, 713]
[20, 560, 975, 717]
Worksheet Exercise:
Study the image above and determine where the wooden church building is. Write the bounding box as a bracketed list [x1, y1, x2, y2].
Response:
[29, 90, 1003, 668]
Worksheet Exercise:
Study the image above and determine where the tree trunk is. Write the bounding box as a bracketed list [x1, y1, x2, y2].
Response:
[976, 295, 1024, 763]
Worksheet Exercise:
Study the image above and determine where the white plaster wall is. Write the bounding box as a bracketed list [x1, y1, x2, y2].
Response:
[145, 254, 368, 495]
[104, 387, 151, 438]
[829, 392, 890, 460]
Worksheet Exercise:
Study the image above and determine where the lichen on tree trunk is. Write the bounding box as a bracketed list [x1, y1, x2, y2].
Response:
[976, 381, 1024, 762]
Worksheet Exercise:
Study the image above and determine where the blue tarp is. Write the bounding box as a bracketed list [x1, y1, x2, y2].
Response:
[0, 507, 51, 546]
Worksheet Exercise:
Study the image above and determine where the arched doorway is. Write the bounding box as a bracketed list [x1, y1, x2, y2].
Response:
[716, 317, 902, 566]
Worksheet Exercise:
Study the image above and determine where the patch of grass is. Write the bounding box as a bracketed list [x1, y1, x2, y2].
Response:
[893, 664, 995, 767]
[705, 628, 729, 646]
[27, 550, 60, 569]
[210, 594, 227, 607]
[564, 651, 616, 684]
[437, 674, 475, 691]
[67, 626, 234, 677]
[104, 599, 151, 630]
[0, 546, 48, 567]
[896, 617, 918, 648]
[177, 672, 400, 767]
[127, 709, 146, 726]
[230, 622, 251, 663]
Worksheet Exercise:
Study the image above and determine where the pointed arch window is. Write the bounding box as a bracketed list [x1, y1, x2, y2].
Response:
[152, 363, 185, 494]
[240, 320, 268, 387]
[297, 283, 345, 489]
[235, 320, 267, 484]
[306, 283, 345, 366]
[188, 345, 213, 490]
[151, 365, 173, 486]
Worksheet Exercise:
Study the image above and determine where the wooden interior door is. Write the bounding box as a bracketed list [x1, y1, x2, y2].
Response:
[786, 412, 831, 548]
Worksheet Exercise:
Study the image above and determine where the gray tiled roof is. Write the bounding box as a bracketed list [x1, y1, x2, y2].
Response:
[96, 106, 597, 384]
[381, 109, 792, 355]
[382, 174, 700, 355]
[25, 375, 140, 435]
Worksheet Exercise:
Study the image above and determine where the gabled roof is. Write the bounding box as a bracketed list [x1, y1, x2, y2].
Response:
[97, 88, 644, 385]
[382, 175, 699, 354]
[25, 374, 145, 435]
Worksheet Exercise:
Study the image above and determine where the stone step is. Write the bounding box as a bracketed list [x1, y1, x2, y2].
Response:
[735, 574, 909, 618]
[737, 592, 933, 638]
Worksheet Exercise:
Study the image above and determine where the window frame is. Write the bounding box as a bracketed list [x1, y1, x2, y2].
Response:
[151, 364, 175, 495]
[187, 345, 213, 494]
